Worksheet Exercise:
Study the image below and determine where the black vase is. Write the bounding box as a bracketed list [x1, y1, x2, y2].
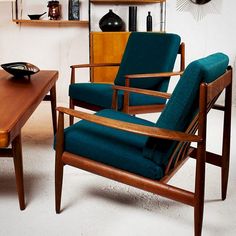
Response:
[99, 9, 125, 32]
[129, 6, 137, 32]
[190, 0, 211, 4]
[146, 11, 152, 31]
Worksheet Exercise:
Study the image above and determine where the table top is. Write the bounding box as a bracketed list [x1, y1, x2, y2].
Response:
[0, 70, 58, 147]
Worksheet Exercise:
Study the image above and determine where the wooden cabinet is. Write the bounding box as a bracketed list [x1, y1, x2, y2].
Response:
[89, 0, 166, 83]
[90, 32, 130, 83]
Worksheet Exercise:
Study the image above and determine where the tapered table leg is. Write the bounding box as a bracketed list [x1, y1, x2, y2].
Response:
[12, 134, 25, 210]
[50, 85, 57, 135]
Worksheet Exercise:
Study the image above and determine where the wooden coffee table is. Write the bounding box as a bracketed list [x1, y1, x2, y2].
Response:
[0, 70, 58, 210]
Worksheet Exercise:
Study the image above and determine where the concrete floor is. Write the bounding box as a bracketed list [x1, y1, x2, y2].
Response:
[0, 103, 235, 236]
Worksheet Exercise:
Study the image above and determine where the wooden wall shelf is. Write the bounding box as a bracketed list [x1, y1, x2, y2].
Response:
[90, 0, 165, 3]
[12, 19, 89, 26]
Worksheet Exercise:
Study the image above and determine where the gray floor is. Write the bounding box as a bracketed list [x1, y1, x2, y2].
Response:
[0, 103, 235, 236]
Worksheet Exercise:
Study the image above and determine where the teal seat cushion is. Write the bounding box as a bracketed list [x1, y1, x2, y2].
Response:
[63, 109, 165, 180]
[114, 32, 181, 90]
[69, 83, 123, 110]
[69, 83, 166, 110]
[127, 75, 170, 106]
[128, 92, 166, 106]
[143, 53, 229, 166]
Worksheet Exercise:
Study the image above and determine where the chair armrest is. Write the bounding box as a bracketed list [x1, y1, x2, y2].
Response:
[119, 71, 182, 112]
[112, 85, 171, 99]
[70, 63, 120, 84]
[70, 63, 120, 69]
[125, 71, 183, 80]
[57, 107, 202, 143]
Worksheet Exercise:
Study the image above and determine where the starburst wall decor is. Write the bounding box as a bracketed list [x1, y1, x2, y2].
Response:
[177, 0, 222, 21]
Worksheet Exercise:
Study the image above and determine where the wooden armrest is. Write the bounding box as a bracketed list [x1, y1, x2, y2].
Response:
[125, 71, 183, 80]
[57, 107, 202, 143]
[70, 63, 120, 69]
[112, 85, 171, 99]
[70, 63, 120, 84]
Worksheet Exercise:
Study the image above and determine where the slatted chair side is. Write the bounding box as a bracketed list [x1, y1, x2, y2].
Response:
[161, 115, 199, 183]
[162, 67, 232, 183]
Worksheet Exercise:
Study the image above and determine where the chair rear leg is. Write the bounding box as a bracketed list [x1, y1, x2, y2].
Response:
[221, 158, 230, 200]
[221, 84, 232, 200]
[221, 129, 230, 200]
[69, 99, 74, 126]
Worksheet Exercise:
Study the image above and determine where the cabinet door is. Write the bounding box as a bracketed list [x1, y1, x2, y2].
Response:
[90, 32, 130, 83]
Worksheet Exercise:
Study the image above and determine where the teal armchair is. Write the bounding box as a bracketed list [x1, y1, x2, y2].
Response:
[55, 53, 232, 236]
[69, 32, 185, 124]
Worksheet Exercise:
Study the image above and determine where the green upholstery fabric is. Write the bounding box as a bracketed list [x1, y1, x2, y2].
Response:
[69, 83, 123, 110]
[143, 53, 229, 167]
[69, 83, 166, 109]
[63, 109, 165, 180]
[114, 32, 181, 89]
[69, 32, 181, 109]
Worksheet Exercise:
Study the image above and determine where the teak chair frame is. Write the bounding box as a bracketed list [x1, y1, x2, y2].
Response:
[69, 43, 185, 124]
[55, 66, 232, 236]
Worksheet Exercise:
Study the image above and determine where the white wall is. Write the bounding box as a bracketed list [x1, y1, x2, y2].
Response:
[0, 0, 89, 103]
[0, 0, 235, 104]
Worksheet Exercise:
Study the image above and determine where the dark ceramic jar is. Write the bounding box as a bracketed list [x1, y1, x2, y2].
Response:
[47, 1, 61, 20]
[99, 9, 125, 32]
[190, 0, 211, 4]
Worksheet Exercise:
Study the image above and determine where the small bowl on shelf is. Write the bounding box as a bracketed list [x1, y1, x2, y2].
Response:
[1, 62, 40, 78]
[28, 12, 47, 20]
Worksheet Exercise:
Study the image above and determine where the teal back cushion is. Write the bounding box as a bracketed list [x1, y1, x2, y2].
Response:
[143, 53, 229, 166]
[114, 32, 181, 91]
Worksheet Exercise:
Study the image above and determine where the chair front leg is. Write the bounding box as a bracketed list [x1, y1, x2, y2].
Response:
[194, 84, 207, 236]
[194, 141, 206, 236]
[111, 89, 119, 110]
[55, 111, 65, 213]
[69, 98, 75, 126]
[123, 77, 131, 113]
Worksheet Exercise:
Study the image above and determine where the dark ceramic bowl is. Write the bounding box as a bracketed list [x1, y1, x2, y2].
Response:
[28, 12, 46, 20]
[1, 62, 40, 77]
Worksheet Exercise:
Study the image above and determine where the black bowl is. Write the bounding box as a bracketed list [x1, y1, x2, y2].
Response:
[28, 12, 46, 20]
[1, 62, 40, 78]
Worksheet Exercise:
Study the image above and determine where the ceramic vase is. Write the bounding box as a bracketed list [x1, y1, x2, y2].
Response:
[129, 6, 137, 32]
[99, 9, 125, 32]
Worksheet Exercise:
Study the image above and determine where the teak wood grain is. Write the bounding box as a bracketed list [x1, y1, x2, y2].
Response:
[57, 106, 202, 142]
[0, 69, 58, 210]
[90, 32, 130, 83]
[0, 70, 58, 147]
